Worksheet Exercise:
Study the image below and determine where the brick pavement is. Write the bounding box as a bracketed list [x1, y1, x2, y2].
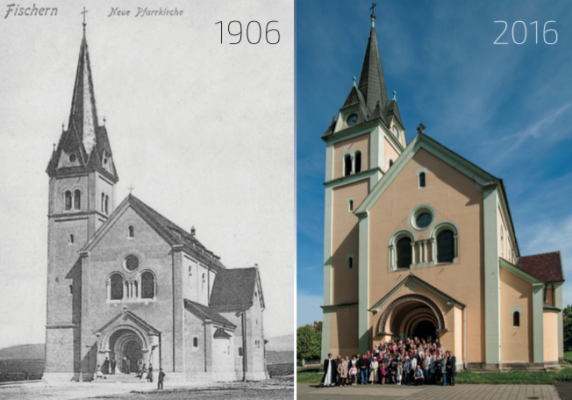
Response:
[297, 383, 559, 400]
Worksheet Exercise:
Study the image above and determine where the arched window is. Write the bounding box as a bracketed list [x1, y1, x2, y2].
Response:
[389, 159, 394, 168]
[65, 191, 72, 210]
[101, 193, 105, 212]
[348, 256, 353, 270]
[355, 151, 362, 173]
[69, 234, 74, 244]
[419, 172, 426, 188]
[141, 271, 155, 299]
[344, 154, 352, 177]
[202, 273, 206, 292]
[193, 337, 199, 347]
[437, 230, 455, 263]
[105, 195, 109, 214]
[238, 347, 243, 356]
[128, 225, 134, 238]
[396, 237, 412, 269]
[513, 311, 520, 327]
[110, 273, 124, 300]
[73, 190, 81, 210]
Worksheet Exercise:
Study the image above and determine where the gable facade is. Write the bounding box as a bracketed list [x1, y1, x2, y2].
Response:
[321, 15, 564, 371]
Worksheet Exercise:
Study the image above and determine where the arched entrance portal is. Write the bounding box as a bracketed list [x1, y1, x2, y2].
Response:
[109, 329, 145, 374]
[377, 295, 446, 341]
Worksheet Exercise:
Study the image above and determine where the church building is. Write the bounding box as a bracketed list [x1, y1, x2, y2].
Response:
[44, 22, 268, 382]
[320, 12, 565, 371]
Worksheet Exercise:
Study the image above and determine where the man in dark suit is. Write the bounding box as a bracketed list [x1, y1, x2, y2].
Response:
[446, 351, 456, 386]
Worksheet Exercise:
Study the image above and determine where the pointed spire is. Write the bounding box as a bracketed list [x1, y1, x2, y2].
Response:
[68, 17, 98, 157]
[357, 7, 388, 113]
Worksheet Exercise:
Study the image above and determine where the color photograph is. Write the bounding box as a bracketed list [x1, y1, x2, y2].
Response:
[297, 1, 572, 398]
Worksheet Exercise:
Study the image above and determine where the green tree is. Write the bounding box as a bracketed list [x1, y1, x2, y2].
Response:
[563, 305, 572, 351]
[297, 325, 321, 360]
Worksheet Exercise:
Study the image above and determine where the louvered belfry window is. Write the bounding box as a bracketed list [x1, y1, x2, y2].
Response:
[437, 230, 455, 262]
[397, 237, 412, 269]
[344, 155, 352, 177]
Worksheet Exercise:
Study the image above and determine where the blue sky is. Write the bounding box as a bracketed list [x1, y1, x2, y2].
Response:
[297, 0, 572, 327]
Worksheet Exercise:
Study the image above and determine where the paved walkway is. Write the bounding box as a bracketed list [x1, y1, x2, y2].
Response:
[297, 383, 560, 400]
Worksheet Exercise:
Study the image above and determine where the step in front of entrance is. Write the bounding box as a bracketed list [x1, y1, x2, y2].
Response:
[93, 373, 156, 384]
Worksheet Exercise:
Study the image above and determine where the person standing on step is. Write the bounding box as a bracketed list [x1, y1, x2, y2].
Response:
[110, 357, 116, 375]
[147, 363, 154, 383]
[446, 351, 456, 386]
[157, 368, 165, 390]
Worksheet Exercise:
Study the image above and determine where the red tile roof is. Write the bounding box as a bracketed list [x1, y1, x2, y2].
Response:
[519, 251, 564, 283]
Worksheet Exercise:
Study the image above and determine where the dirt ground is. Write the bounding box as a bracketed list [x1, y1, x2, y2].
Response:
[90, 377, 294, 400]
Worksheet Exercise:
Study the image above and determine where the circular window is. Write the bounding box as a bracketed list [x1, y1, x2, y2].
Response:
[392, 126, 399, 139]
[124, 255, 139, 271]
[416, 213, 432, 228]
[346, 113, 359, 126]
[69, 153, 77, 163]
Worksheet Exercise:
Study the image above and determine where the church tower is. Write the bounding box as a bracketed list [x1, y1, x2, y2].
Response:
[44, 21, 118, 379]
[321, 10, 407, 359]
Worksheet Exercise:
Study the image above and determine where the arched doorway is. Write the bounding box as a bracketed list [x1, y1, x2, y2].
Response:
[376, 294, 446, 341]
[108, 329, 145, 374]
[413, 320, 437, 340]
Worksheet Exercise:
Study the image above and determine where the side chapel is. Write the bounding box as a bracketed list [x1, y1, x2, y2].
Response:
[44, 22, 268, 382]
[320, 11, 565, 370]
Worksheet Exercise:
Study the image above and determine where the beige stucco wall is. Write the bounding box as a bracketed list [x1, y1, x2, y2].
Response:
[544, 311, 559, 362]
[328, 306, 359, 358]
[499, 267, 532, 363]
[331, 180, 369, 305]
[384, 137, 399, 171]
[333, 134, 371, 180]
[367, 149, 485, 363]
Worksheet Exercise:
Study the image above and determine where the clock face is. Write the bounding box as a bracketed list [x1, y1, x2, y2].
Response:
[347, 113, 359, 126]
[392, 126, 400, 139]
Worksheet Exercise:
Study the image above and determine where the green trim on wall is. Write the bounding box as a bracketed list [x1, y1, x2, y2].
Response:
[499, 258, 544, 286]
[325, 143, 333, 182]
[358, 214, 369, 354]
[510, 307, 523, 315]
[555, 282, 564, 358]
[324, 168, 381, 189]
[483, 187, 501, 364]
[355, 133, 498, 216]
[321, 310, 331, 362]
[323, 186, 333, 307]
[369, 274, 466, 312]
[532, 285, 544, 363]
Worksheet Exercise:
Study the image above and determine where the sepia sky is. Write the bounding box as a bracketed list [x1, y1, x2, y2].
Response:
[0, 0, 294, 348]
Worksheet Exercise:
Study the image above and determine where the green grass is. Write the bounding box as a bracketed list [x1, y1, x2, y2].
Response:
[564, 351, 572, 364]
[297, 367, 572, 385]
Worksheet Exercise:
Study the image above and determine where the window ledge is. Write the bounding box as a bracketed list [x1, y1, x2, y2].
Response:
[107, 298, 156, 304]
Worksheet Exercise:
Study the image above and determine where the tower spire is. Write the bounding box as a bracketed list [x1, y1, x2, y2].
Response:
[47, 18, 118, 183]
[357, 4, 388, 112]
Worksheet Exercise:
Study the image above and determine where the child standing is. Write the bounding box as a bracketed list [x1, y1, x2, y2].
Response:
[396, 362, 403, 385]
[349, 362, 357, 386]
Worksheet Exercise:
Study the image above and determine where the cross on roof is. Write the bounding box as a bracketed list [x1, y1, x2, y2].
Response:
[370, 2, 377, 16]
[81, 7, 88, 24]
[353, 76, 357, 87]
[417, 123, 426, 134]
[128, 185, 134, 194]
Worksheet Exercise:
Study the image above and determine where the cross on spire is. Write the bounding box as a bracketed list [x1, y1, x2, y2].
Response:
[128, 185, 134, 194]
[353, 76, 356, 87]
[417, 123, 426, 134]
[81, 7, 88, 32]
[370, 2, 377, 26]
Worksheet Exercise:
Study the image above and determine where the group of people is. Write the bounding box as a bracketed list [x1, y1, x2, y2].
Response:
[94, 356, 166, 389]
[322, 336, 457, 387]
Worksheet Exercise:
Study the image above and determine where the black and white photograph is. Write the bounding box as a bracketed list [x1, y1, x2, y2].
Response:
[0, 1, 294, 399]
